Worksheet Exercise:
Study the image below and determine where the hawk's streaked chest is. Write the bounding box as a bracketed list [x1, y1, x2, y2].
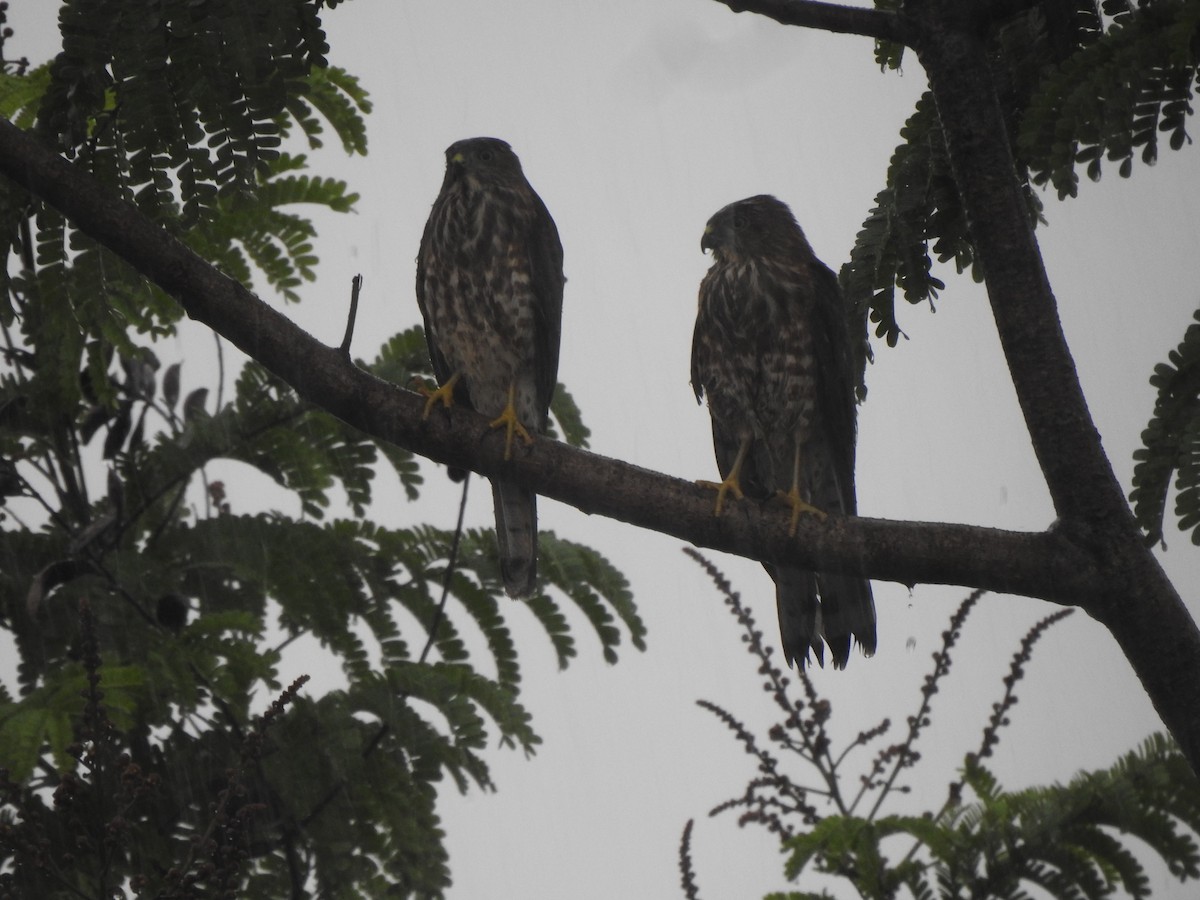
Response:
[694, 257, 818, 434]
[420, 182, 539, 400]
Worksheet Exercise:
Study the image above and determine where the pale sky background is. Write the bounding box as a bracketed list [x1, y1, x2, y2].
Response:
[11, 2, 1200, 898]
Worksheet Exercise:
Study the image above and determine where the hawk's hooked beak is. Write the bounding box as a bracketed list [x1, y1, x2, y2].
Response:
[701, 224, 716, 254]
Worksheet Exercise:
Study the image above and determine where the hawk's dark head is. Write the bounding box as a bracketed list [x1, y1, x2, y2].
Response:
[701, 194, 814, 264]
[441, 137, 526, 193]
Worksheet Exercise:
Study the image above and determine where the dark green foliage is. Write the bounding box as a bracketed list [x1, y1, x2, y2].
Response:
[0, 6, 642, 897]
[538, 531, 644, 663]
[0, 603, 315, 898]
[840, 93, 968, 349]
[681, 552, 1200, 900]
[36, 0, 362, 215]
[852, 4, 1200, 542]
[847, 2, 1197, 344]
[1019, 1, 1200, 199]
[996, 1, 1200, 549]
[916, 735, 1200, 900]
[0, 316, 643, 896]
[1, 0, 369, 365]
[1131, 307, 1200, 544]
[185, 152, 360, 302]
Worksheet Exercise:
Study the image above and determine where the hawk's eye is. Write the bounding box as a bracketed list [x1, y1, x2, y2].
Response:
[732, 215, 747, 229]
[478, 149, 495, 162]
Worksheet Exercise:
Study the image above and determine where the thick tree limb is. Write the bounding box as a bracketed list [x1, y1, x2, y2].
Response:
[907, 8, 1200, 773]
[709, 0, 905, 43]
[911, 22, 1125, 529]
[0, 116, 1096, 605]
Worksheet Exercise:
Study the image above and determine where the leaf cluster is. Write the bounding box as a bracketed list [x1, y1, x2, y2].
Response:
[1019, 0, 1200, 199]
[0, 597, 315, 899]
[681, 553, 1200, 900]
[34, 0, 369, 218]
[1132, 307, 1200, 544]
[0, 0, 369, 376]
[848, 2, 1199, 340]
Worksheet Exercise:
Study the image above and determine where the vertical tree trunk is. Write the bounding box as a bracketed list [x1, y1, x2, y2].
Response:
[912, 6, 1200, 771]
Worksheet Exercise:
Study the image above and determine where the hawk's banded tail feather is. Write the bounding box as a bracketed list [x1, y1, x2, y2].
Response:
[492, 479, 537, 597]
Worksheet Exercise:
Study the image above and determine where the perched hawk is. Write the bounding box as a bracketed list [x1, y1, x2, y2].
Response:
[691, 195, 875, 668]
[416, 137, 563, 597]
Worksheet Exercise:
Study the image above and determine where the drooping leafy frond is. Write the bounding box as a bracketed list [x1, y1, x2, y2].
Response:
[537, 531, 645, 664]
[439, 528, 645, 672]
[841, 94, 952, 348]
[283, 65, 373, 155]
[36, 0, 359, 214]
[185, 152, 360, 300]
[104, 359, 397, 524]
[1131, 307, 1200, 544]
[0, 335, 635, 896]
[1020, 1, 1200, 199]
[0, 0, 369, 376]
[848, 2, 1200, 346]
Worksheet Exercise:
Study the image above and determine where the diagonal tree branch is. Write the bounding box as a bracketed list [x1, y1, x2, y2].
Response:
[709, 0, 905, 43]
[911, 7, 1200, 779]
[910, 20, 1127, 531]
[0, 115, 1096, 606]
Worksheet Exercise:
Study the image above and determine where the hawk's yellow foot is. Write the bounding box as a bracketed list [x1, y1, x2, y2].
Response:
[697, 474, 745, 517]
[776, 486, 827, 537]
[489, 383, 534, 460]
[699, 434, 751, 517]
[419, 372, 462, 420]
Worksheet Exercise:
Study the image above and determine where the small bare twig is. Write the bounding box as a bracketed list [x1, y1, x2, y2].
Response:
[338, 274, 363, 359]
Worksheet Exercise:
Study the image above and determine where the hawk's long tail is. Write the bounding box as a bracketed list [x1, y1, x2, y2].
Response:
[773, 565, 824, 669]
[773, 566, 875, 670]
[817, 569, 876, 669]
[491, 479, 538, 597]
[810, 448, 877, 669]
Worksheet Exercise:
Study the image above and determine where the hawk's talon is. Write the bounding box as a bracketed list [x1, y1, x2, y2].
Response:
[698, 476, 744, 517]
[490, 385, 534, 460]
[776, 487, 826, 537]
[419, 373, 461, 420]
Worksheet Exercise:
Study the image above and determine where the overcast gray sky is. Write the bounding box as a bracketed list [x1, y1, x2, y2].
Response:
[12, 2, 1200, 898]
